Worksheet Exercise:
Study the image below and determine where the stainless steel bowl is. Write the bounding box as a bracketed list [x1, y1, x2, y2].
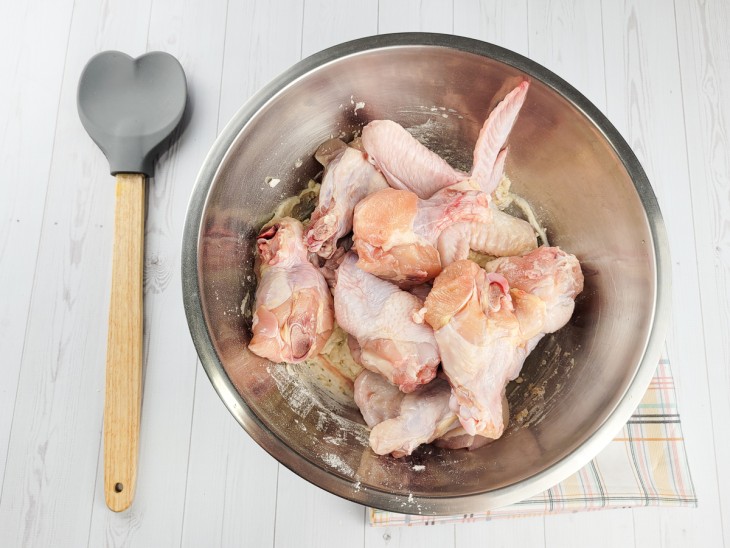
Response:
[182, 33, 670, 514]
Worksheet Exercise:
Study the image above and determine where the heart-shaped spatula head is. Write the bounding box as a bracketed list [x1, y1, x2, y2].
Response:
[77, 51, 187, 513]
[78, 51, 187, 176]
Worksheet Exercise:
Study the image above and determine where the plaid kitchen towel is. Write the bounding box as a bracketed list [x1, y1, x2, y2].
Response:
[370, 347, 696, 526]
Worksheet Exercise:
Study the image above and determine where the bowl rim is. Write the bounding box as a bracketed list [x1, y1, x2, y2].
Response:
[181, 32, 671, 515]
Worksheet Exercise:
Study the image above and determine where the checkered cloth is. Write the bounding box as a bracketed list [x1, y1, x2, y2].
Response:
[370, 348, 696, 526]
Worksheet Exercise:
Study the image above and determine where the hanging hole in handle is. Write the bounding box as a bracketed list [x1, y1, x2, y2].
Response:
[114, 483, 124, 493]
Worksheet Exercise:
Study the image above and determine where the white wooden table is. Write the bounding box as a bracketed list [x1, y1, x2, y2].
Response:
[1, 0, 727, 546]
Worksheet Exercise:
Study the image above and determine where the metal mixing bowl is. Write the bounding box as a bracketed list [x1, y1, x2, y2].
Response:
[182, 33, 670, 514]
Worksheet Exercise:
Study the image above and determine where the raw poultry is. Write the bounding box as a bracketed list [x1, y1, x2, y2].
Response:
[249, 217, 334, 363]
[248, 79, 583, 458]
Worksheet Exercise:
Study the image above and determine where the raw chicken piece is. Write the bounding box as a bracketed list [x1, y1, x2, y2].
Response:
[421, 249, 583, 439]
[249, 218, 334, 362]
[317, 236, 352, 289]
[354, 369, 502, 455]
[420, 260, 546, 438]
[353, 370, 405, 428]
[305, 146, 388, 258]
[486, 246, 584, 333]
[361, 81, 529, 198]
[470, 81, 529, 194]
[352, 186, 491, 286]
[434, 427, 492, 451]
[334, 253, 440, 392]
[434, 394, 509, 450]
[437, 206, 537, 264]
[361, 120, 467, 198]
[369, 376, 458, 457]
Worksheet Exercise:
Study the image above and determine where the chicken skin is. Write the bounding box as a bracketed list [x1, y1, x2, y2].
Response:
[421, 260, 544, 438]
[420, 249, 582, 439]
[334, 253, 440, 392]
[352, 186, 491, 286]
[305, 145, 388, 259]
[354, 370, 457, 457]
[486, 246, 584, 333]
[361, 81, 529, 198]
[249, 218, 334, 362]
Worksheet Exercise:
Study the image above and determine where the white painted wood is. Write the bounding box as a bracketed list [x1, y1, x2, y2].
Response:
[365, 519, 455, 548]
[218, 0, 305, 111]
[602, 1, 725, 547]
[527, 0, 606, 108]
[1, 0, 728, 546]
[180, 1, 302, 545]
[378, 0, 454, 34]
[84, 0, 229, 546]
[0, 0, 152, 545]
[301, 0, 379, 58]
[453, 0, 529, 56]
[181, 380, 279, 548]
[0, 0, 74, 493]
[454, 516, 545, 546]
[275, 467, 365, 548]
[673, 0, 730, 543]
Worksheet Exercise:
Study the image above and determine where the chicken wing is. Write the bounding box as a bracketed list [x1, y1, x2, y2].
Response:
[421, 248, 582, 439]
[420, 260, 545, 438]
[437, 206, 537, 264]
[361, 119, 466, 197]
[353, 369, 404, 428]
[354, 369, 502, 455]
[368, 376, 458, 457]
[249, 217, 334, 362]
[352, 186, 491, 286]
[486, 246, 584, 333]
[470, 81, 529, 194]
[361, 81, 529, 198]
[334, 253, 440, 392]
[305, 145, 388, 258]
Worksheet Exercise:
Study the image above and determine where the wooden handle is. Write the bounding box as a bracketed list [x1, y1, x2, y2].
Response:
[104, 173, 145, 512]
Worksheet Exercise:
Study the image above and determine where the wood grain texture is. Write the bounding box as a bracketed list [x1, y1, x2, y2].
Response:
[180, 1, 301, 544]
[454, 516, 546, 546]
[0, 0, 152, 544]
[104, 173, 146, 512]
[365, 519, 455, 548]
[602, 0, 724, 546]
[275, 466, 365, 548]
[674, 0, 730, 542]
[0, 0, 75, 494]
[378, 0, 454, 34]
[0, 0, 728, 546]
[453, 0, 528, 56]
[87, 0, 229, 545]
[301, 0, 378, 58]
[527, 0, 605, 108]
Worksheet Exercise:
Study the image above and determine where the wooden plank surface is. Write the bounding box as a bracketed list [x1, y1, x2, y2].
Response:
[0, 0, 75, 493]
[86, 0, 229, 545]
[601, 1, 726, 545]
[180, 1, 301, 546]
[673, 0, 730, 543]
[0, 0, 151, 545]
[0, 0, 727, 546]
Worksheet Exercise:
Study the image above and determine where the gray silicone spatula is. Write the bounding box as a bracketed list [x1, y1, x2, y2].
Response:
[77, 51, 187, 512]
